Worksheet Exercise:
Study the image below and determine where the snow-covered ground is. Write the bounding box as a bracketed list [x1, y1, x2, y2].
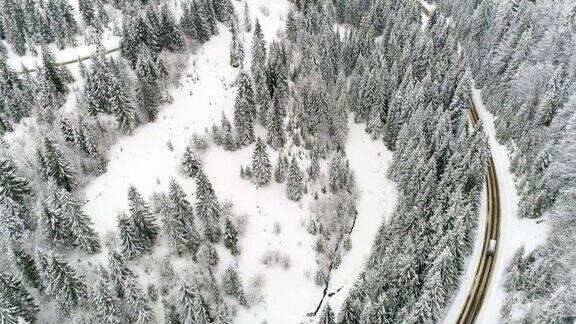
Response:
[469, 87, 550, 323]
[317, 119, 397, 316]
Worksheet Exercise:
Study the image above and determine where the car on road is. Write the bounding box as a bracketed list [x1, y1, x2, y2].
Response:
[488, 239, 497, 256]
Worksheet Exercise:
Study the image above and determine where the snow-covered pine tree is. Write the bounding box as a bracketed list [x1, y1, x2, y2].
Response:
[251, 137, 272, 186]
[109, 73, 136, 133]
[78, 0, 96, 28]
[41, 137, 76, 191]
[319, 304, 336, 324]
[92, 280, 122, 324]
[222, 266, 247, 306]
[223, 217, 239, 256]
[274, 153, 287, 183]
[41, 47, 68, 95]
[178, 282, 211, 324]
[11, 244, 40, 290]
[159, 5, 185, 52]
[118, 211, 145, 259]
[195, 170, 221, 242]
[266, 95, 286, 149]
[108, 249, 134, 298]
[0, 153, 30, 203]
[127, 186, 159, 252]
[135, 48, 162, 123]
[182, 145, 201, 178]
[45, 252, 86, 310]
[169, 180, 201, 253]
[251, 19, 266, 79]
[160, 193, 190, 255]
[286, 156, 303, 201]
[229, 12, 244, 68]
[59, 116, 76, 143]
[57, 188, 100, 253]
[0, 272, 37, 323]
[243, 0, 251, 33]
[124, 276, 154, 323]
[234, 71, 256, 146]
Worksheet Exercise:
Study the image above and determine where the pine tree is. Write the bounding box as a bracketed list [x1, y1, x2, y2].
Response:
[92, 280, 122, 324]
[251, 137, 272, 186]
[251, 19, 266, 79]
[124, 276, 154, 323]
[223, 217, 239, 256]
[78, 0, 96, 28]
[266, 95, 286, 149]
[161, 193, 190, 255]
[234, 71, 256, 146]
[222, 266, 247, 306]
[11, 244, 40, 290]
[0, 296, 18, 324]
[41, 137, 76, 191]
[159, 5, 185, 52]
[229, 13, 244, 68]
[118, 211, 145, 259]
[57, 188, 100, 253]
[319, 304, 336, 324]
[0, 272, 38, 323]
[285, 11, 298, 42]
[286, 157, 303, 201]
[338, 294, 361, 324]
[41, 47, 68, 95]
[243, 1, 251, 32]
[135, 49, 162, 122]
[108, 249, 134, 298]
[178, 283, 211, 324]
[110, 74, 135, 133]
[0, 154, 30, 203]
[0, 198, 26, 238]
[274, 153, 287, 183]
[39, 188, 72, 247]
[168, 180, 201, 254]
[195, 170, 221, 242]
[182, 145, 201, 178]
[45, 252, 86, 309]
[128, 186, 159, 251]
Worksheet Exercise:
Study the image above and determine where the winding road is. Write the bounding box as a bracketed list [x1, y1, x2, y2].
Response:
[419, 2, 502, 322]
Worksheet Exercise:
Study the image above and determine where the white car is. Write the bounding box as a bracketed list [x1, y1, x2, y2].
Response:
[487, 239, 497, 256]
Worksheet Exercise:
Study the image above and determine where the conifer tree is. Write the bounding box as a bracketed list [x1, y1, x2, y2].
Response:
[229, 13, 244, 68]
[182, 145, 201, 178]
[118, 212, 145, 259]
[128, 186, 159, 251]
[135, 49, 162, 122]
[0, 272, 38, 323]
[59, 116, 76, 143]
[125, 276, 154, 323]
[168, 180, 201, 254]
[57, 188, 100, 253]
[266, 96, 286, 149]
[274, 153, 287, 183]
[161, 194, 190, 255]
[78, 0, 96, 28]
[11, 244, 40, 290]
[45, 252, 86, 309]
[319, 304, 336, 324]
[286, 157, 303, 201]
[222, 266, 247, 306]
[178, 282, 211, 324]
[0, 154, 30, 203]
[234, 71, 256, 146]
[243, 1, 251, 32]
[0, 297, 18, 324]
[159, 5, 185, 52]
[41, 137, 76, 191]
[108, 249, 134, 298]
[251, 138, 272, 186]
[39, 188, 72, 247]
[223, 217, 239, 256]
[41, 47, 68, 95]
[251, 19, 266, 78]
[110, 75, 135, 133]
[195, 170, 221, 242]
[92, 280, 122, 324]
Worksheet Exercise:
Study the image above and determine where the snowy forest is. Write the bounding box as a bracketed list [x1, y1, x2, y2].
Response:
[0, 0, 574, 323]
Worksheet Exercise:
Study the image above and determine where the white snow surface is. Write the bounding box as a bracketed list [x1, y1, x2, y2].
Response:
[78, 1, 397, 323]
[469, 87, 550, 323]
[317, 119, 397, 317]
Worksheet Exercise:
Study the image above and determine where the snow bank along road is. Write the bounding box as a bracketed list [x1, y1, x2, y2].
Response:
[456, 98, 501, 324]
[16, 46, 120, 74]
[417, 2, 503, 323]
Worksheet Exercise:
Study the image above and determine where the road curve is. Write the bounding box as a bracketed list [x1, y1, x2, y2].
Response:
[418, 2, 502, 323]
